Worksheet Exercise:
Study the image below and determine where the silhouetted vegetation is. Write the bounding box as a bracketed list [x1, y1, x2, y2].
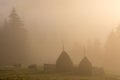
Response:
[0, 3, 120, 80]
[0, 8, 30, 66]
[105, 25, 120, 71]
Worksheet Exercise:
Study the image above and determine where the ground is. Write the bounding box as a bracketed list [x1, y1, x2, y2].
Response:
[0, 69, 118, 80]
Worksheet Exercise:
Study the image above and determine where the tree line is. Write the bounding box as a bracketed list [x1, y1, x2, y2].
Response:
[0, 8, 120, 72]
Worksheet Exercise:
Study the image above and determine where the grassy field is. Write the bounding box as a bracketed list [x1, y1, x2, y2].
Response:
[0, 69, 118, 80]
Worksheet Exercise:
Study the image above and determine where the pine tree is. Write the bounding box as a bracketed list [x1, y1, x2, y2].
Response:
[105, 25, 120, 72]
[3, 8, 29, 65]
[9, 8, 23, 28]
[93, 39, 103, 66]
[70, 43, 83, 64]
[0, 23, 4, 66]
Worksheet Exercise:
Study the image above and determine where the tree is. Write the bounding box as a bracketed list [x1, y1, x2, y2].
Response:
[0, 22, 4, 66]
[105, 25, 120, 72]
[3, 8, 30, 66]
[93, 39, 103, 67]
[70, 43, 83, 64]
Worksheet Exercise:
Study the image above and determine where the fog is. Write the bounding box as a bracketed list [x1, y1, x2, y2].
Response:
[1, 0, 120, 73]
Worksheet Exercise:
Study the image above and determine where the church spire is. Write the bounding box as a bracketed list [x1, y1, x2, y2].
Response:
[83, 46, 86, 58]
[62, 40, 64, 51]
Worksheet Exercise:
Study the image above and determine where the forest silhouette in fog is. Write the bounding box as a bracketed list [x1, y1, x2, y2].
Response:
[0, 7, 120, 75]
[0, 8, 30, 66]
[1, 0, 120, 80]
[0, 1, 120, 79]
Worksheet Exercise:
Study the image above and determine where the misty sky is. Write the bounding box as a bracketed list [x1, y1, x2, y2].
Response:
[0, 0, 119, 42]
